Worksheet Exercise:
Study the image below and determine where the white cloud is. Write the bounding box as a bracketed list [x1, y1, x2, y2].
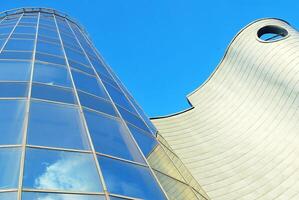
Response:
[34, 154, 101, 200]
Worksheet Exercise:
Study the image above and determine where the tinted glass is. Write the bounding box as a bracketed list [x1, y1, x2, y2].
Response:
[4, 39, 34, 51]
[128, 124, 157, 157]
[22, 192, 105, 200]
[72, 70, 107, 98]
[0, 100, 26, 145]
[31, 83, 77, 104]
[104, 83, 136, 113]
[33, 62, 72, 87]
[36, 40, 63, 56]
[0, 51, 32, 60]
[84, 110, 144, 163]
[99, 156, 166, 200]
[0, 82, 28, 98]
[117, 106, 149, 132]
[35, 52, 66, 65]
[23, 148, 102, 192]
[27, 101, 90, 150]
[0, 147, 21, 189]
[0, 60, 31, 81]
[78, 92, 117, 116]
[0, 192, 17, 200]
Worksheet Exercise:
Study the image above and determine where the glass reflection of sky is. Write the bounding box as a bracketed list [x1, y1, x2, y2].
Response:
[0, 147, 21, 189]
[23, 148, 102, 192]
[27, 101, 90, 150]
[84, 109, 144, 163]
[0, 192, 17, 200]
[98, 156, 166, 200]
[0, 100, 26, 145]
[22, 192, 106, 200]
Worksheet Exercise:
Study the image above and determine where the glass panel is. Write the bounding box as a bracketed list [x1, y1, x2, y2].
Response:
[0, 51, 32, 60]
[109, 197, 126, 200]
[69, 60, 95, 75]
[27, 101, 90, 150]
[0, 100, 26, 145]
[0, 60, 31, 81]
[72, 70, 107, 98]
[0, 192, 17, 200]
[11, 33, 35, 39]
[4, 39, 34, 51]
[23, 148, 102, 192]
[117, 106, 149, 132]
[128, 124, 157, 157]
[78, 92, 117, 116]
[104, 83, 136, 113]
[0, 147, 21, 189]
[0, 26, 14, 34]
[33, 62, 72, 87]
[36, 40, 63, 56]
[14, 26, 36, 34]
[154, 171, 199, 200]
[84, 110, 144, 163]
[22, 192, 105, 200]
[38, 27, 58, 38]
[35, 52, 66, 65]
[0, 82, 28, 98]
[147, 145, 184, 182]
[31, 83, 77, 104]
[99, 156, 166, 200]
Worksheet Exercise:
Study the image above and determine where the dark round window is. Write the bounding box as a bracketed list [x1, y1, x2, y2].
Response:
[257, 25, 288, 42]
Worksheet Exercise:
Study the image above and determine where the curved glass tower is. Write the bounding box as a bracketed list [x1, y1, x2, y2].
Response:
[0, 8, 209, 200]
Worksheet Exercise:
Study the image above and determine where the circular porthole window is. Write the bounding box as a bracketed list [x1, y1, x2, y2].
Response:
[257, 25, 288, 42]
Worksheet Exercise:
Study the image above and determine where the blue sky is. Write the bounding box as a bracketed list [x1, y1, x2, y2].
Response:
[1, 0, 299, 117]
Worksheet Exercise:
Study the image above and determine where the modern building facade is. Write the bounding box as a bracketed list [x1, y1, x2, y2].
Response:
[0, 8, 210, 200]
[152, 19, 299, 200]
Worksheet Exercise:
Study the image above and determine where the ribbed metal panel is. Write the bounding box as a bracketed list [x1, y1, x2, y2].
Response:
[152, 18, 299, 200]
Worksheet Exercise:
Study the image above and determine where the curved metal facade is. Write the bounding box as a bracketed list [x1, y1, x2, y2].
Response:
[152, 19, 299, 200]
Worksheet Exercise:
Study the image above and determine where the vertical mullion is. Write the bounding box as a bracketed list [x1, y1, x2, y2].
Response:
[76, 26, 156, 136]
[67, 21, 170, 200]
[0, 13, 24, 53]
[52, 14, 109, 198]
[17, 11, 40, 200]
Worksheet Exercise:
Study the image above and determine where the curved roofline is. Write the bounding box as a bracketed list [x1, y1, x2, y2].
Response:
[151, 18, 290, 120]
[0, 7, 86, 32]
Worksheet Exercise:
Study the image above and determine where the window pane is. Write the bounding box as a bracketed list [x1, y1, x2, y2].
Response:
[0, 100, 26, 145]
[0, 82, 28, 98]
[4, 39, 34, 51]
[84, 110, 144, 163]
[35, 52, 66, 65]
[11, 33, 35, 39]
[98, 156, 166, 200]
[27, 101, 90, 150]
[36, 40, 63, 56]
[14, 26, 36, 34]
[22, 192, 105, 200]
[72, 70, 107, 98]
[104, 83, 136, 113]
[33, 62, 72, 87]
[117, 106, 149, 132]
[79, 92, 117, 116]
[0, 192, 17, 200]
[31, 83, 77, 104]
[0, 60, 31, 81]
[128, 124, 157, 157]
[0, 147, 21, 189]
[23, 148, 102, 192]
[69, 60, 95, 75]
[0, 51, 32, 60]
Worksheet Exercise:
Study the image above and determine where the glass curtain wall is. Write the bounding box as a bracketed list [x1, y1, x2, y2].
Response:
[0, 8, 209, 200]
